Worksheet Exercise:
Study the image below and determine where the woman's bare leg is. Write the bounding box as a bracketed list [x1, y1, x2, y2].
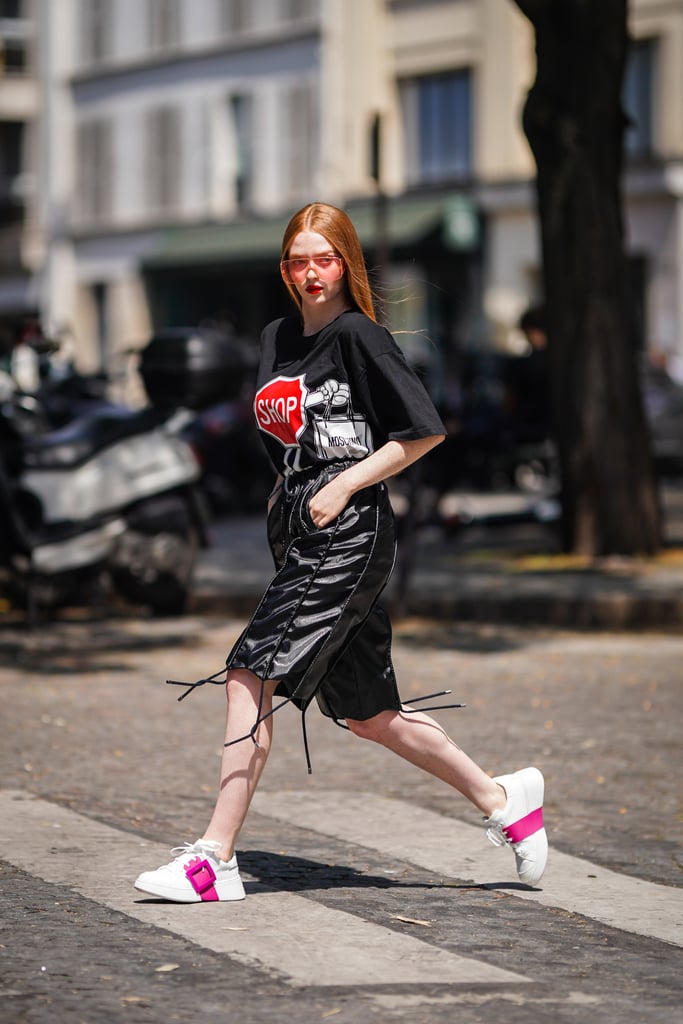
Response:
[202, 669, 278, 860]
[346, 709, 506, 817]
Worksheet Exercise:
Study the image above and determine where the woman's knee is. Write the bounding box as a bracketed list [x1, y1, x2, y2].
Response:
[346, 710, 395, 743]
[226, 670, 275, 705]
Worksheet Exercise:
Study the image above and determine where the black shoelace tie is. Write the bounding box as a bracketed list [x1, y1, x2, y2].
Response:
[167, 672, 465, 774]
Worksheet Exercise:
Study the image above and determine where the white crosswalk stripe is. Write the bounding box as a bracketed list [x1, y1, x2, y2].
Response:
[3, 790, 526, 989]
[253, 789, 683, 948]
[4, 782, 680, 1001]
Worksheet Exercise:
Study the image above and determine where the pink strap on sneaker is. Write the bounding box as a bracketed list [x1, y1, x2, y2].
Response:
[185, 859, 219, 901]
[504, 807, 544, 844]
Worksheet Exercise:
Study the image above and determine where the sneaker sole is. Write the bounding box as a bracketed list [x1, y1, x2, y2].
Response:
[516, 827, 548, 886]
[133, 877, 246, 903]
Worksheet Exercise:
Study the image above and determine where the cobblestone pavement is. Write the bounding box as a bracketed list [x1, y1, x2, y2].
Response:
[1, 613, 681, 1023]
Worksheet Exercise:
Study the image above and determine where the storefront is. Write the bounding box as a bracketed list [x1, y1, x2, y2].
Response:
[141, 191, 483, 404]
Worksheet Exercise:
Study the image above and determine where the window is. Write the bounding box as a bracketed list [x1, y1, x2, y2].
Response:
[80, 0, 111, 64]
[401, 69, 472, 185]
[0, 121, 24, 225]
[0, 1, 23, 17]
[0, 3, 31, 73]
[77, 119, 113, 222]
[623, 37, 655, 158]
[92, 282, 109, 367]
[146, 106, 181, 213]
[148, 0, 181, 51]
[230, 94, 254, 211]
[220, 0, 252, 34]
[0, 36, 28, 73]
[282, 81, 316, 201]
[281, 0, 316, 19]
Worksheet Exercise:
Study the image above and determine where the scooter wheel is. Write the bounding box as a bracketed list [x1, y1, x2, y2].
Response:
[111, 525, 198, 615]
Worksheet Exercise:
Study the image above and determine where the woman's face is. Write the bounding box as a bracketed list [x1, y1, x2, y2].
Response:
[281, 230, 347, 314]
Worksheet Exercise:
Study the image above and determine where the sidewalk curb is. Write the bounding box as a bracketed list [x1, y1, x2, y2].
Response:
[189, 579, 683, 630]
[391, 589, 683, 629]
[190, 509, 683, 631]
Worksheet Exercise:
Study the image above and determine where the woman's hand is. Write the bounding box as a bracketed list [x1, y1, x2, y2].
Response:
[307, 379, 351, 409]
[307, 474, 353, 528]
[307, 435, 445, 528]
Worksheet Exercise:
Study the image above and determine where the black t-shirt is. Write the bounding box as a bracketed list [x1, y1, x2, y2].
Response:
[253, 310, 445, 476]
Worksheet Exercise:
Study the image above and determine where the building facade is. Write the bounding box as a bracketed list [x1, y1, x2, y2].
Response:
[0, 0, 40, 343]
[1, 0, 682, 397]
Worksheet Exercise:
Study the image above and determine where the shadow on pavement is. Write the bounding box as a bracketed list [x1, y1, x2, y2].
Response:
[233, 850, 533, 895]
[0, 612, 199, 674]
[393, 620, 539, 653]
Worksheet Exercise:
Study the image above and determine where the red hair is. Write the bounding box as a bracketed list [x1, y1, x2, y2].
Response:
[280, 203, 377, 322]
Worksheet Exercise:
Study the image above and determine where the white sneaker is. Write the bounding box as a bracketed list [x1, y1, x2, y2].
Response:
[134, 840, 246, 903]
[484, 766, 548, 885]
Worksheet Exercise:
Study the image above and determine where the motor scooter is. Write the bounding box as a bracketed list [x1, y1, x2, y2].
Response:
[0, 324, 249, 618]
[0, 393, 206, 617]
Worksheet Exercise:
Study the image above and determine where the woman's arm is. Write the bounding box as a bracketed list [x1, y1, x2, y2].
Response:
[308, 435, 444, 529]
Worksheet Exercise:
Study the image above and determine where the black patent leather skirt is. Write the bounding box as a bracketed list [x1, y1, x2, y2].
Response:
[226, 461, 402, 722]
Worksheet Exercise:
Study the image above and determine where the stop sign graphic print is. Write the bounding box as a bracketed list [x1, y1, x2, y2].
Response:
[254, 375, 309, 447]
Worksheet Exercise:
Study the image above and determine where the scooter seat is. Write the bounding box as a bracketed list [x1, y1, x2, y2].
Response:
[23, 406, 165, 468]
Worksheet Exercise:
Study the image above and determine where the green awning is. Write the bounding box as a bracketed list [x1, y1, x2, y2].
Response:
[144, 215, 289, 267]
[143, 193, 477, 269]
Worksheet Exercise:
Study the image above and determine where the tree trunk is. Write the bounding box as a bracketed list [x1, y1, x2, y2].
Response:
[513, 0, 661, 555]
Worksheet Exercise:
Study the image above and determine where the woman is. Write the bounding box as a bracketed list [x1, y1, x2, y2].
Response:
[134, 203, 548, 903]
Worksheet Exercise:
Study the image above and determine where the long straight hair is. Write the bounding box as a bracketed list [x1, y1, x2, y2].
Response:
[280, 203, 377, 322]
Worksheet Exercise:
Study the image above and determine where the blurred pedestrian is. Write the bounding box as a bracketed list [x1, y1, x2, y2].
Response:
[135, 203, 548, 903]
[505, 305, 551, 443]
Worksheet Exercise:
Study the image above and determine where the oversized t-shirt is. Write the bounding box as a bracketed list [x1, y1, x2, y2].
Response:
[253, 310, 445, 476]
